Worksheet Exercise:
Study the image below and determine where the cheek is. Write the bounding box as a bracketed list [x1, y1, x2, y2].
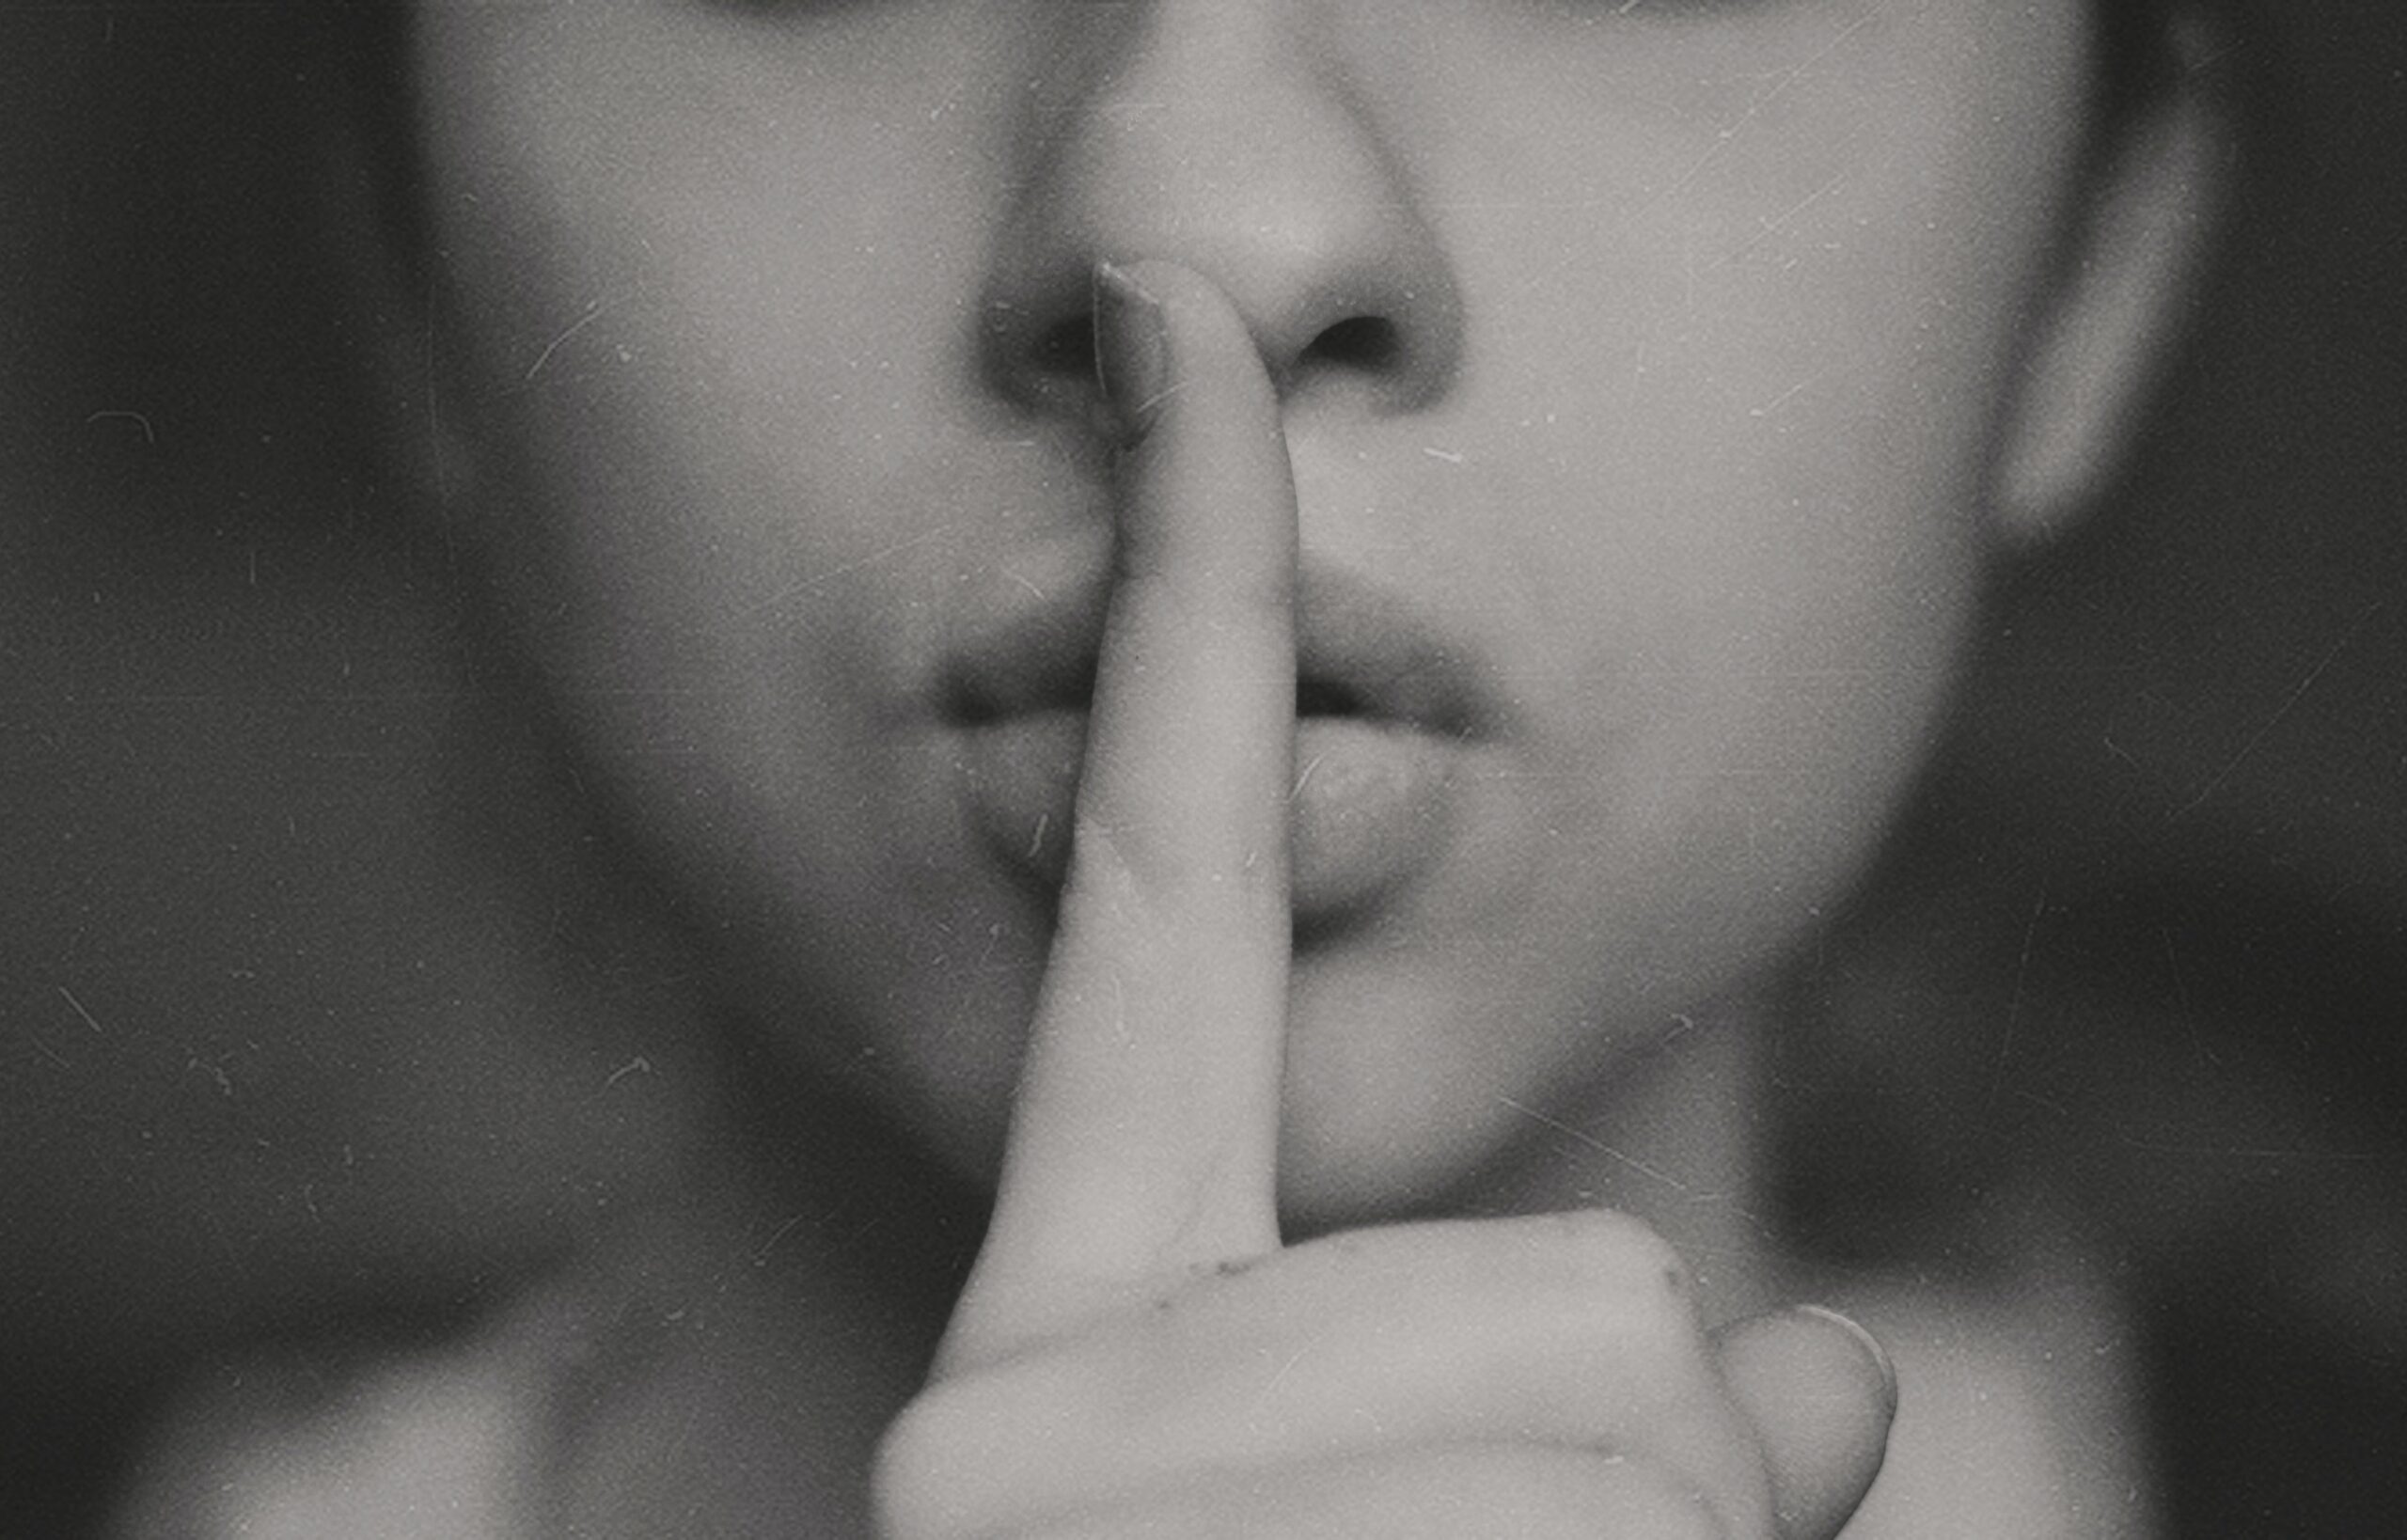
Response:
[408, 13, 1073, 1167]
[1484, 299, 1998, 1018]
[411, 0, 1028, 814]
[1410, 3, 2086, 997]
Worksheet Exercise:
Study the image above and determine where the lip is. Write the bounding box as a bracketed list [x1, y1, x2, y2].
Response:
[944, 562, 1498, 928]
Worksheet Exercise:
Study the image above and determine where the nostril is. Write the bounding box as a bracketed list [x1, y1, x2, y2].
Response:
[994, 294, 1427, 417]
[1031, 313, 1097, 383]
[1299, 314, 1404, 377]
[1296, 677, 1362, 717]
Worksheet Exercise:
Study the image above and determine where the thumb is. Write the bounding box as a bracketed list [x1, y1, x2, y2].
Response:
[1713, 1305, 1897, 1540]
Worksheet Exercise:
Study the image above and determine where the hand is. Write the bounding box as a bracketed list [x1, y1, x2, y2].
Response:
[874, 259, 1894, 1540]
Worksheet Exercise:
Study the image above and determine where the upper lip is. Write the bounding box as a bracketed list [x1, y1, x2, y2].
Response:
[941, 558, 1497, 741]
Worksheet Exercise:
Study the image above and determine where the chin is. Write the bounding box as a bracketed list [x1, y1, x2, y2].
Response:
[1273, 1112, 1500, 1235]
[1261, 954, 1597, 1235]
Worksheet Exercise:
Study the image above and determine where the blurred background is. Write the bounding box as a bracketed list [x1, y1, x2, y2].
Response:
[5, 4, 2401, 1535]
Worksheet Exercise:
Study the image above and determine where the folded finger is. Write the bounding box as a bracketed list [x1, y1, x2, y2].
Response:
[1002, 1444, 1729, 1540]
[897, 1212, 1771, 1535]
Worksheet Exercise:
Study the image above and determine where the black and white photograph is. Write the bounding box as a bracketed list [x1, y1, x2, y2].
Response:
[6, 3, 2402, 1534]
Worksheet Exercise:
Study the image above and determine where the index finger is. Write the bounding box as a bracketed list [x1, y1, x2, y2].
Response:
[940, 260, 1298, 1371]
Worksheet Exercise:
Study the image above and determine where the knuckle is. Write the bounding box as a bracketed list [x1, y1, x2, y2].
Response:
[871, 1386, 982, 1540]
[1518, 1211, 1720, 1409]
[1550, 1207, 1691, 1293]
[873, 1355, 1119, 1540]
[1538, 1210, 1704, 1341]
[868, 1403, 936, 1540]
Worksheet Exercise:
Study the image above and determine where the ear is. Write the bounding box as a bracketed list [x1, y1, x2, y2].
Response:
[1990, 19, 2230, 547]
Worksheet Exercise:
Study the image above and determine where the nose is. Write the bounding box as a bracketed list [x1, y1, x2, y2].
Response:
[981, 3, 1463, 422]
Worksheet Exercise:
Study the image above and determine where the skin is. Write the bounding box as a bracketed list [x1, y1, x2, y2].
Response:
[877, 259, 1893, 1539]
[386, 0, 2209, 1533]
[412, 0, 2092, 1219]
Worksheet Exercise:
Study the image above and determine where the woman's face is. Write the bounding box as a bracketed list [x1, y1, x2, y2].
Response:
[410, 0, 2094, 1218]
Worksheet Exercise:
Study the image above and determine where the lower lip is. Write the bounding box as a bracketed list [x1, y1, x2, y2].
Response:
[958, 711, 1461, 927]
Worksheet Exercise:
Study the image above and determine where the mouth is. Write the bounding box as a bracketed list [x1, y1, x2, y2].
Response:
[943, 564, 1496, 931]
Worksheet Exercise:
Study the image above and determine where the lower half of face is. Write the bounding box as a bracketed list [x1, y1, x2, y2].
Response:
[408, 0, 2089, 1222]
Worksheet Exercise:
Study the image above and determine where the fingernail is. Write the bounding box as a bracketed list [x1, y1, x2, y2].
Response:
[1094, 260, 1170, 444]
[1794, 1304, 1899, 1417]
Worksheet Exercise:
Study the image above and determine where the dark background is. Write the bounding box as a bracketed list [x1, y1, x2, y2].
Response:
[5, 4, 2403, 1534]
